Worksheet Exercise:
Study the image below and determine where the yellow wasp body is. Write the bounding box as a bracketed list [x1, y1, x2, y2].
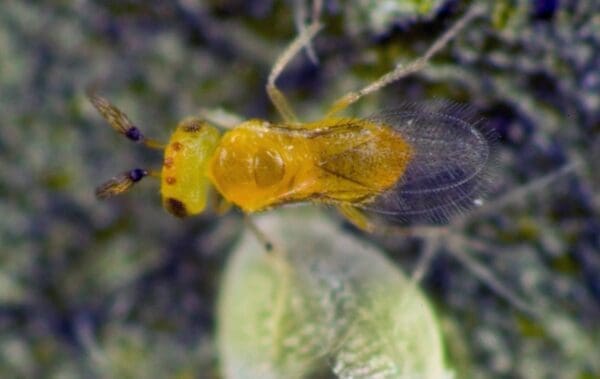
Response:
[212, 118, 411, 212]
[90, 6, 489, 230]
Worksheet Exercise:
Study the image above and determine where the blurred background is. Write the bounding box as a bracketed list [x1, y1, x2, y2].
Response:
[0, 0, 599, 378]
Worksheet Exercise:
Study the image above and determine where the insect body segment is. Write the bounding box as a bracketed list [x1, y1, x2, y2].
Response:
[207, 119, 413, 212]
[161, 118, 220, 217]
[207, 119, 308, 212]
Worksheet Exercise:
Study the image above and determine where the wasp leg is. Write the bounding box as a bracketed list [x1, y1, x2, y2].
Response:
[216, 198, 232, 215]
[337, 204, 377, 232]
[294, 0, 323, 64]
[267, 12, 322, 123]
[198, 107, 244, 130]
[208, 189, 233, 215]
[244, 214, 277, 253]
[326, 5, 485, 116]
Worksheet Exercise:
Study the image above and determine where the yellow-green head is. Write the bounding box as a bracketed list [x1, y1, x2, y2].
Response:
[89, 93, 220, 217]
[160, 118, 220, 217]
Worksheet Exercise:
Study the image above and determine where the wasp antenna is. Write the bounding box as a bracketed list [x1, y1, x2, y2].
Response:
[87, 92, 163, 149]
[147, 169, 162, 179]
[95, 168, 149, 199]
[87, 92, 139, 140]
[141, 138, 166, 150]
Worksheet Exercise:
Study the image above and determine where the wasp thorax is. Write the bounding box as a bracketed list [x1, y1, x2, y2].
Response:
[207, 120, 305, 213]
[253, 148, 285, 187]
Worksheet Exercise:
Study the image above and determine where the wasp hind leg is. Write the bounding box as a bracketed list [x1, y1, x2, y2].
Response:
[326, 5, 485, 116]
[337, 204, 377, 232]
[244, 214, 277, 254]
[198, 108, 244, 130]
[267, 1, 322, 124]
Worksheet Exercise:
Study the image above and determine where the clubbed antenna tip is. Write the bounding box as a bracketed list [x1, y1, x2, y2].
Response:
[87, 91, 143, 141]
[87, 91, 164, 149]
[95, 168, 148, 199]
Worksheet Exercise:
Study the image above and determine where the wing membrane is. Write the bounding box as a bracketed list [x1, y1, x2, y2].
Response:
[358, 102, 496, 225]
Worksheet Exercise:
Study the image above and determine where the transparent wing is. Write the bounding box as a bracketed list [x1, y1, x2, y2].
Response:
[358, 102, 496, 225]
